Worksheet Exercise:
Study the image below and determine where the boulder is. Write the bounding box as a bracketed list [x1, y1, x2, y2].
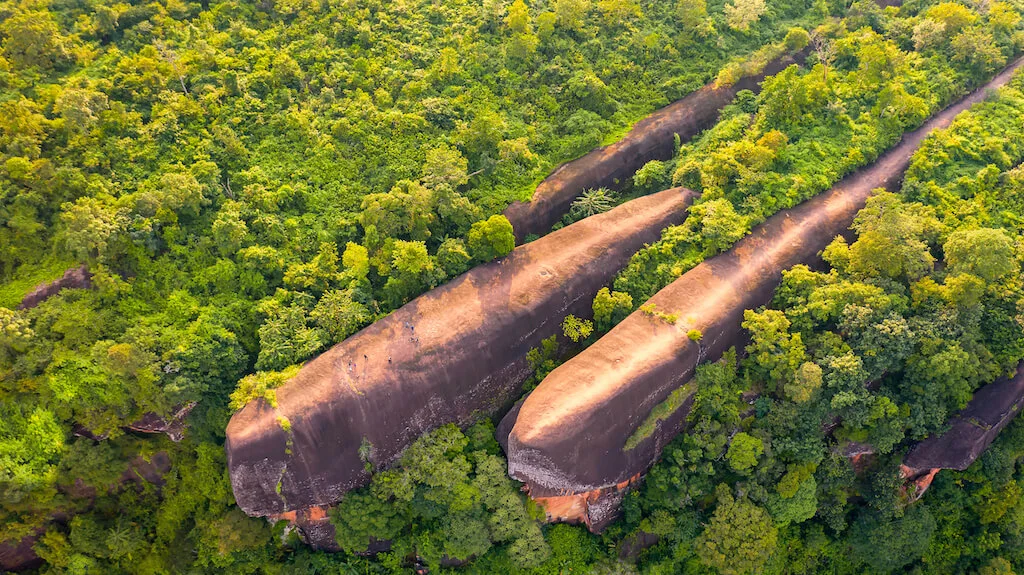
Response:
[125, 403, 196, 442]
[226, 188, 698, 517]
[502, 164, 880, 531]
[903, 362, 1024, 478]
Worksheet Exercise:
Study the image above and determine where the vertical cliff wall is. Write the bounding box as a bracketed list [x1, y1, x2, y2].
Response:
[501, 58, 1024, 532]
[225, 187, 698, 517]
[502, 51, 806, 241]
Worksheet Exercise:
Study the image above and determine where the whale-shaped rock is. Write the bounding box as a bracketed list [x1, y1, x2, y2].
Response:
[226, 187, 698, 517]
[501, 56, 1024, 531]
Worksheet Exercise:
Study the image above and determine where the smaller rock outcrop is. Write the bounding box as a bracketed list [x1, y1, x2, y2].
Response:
[17, 265, 91, 310]
[125, 403, 197, 442]
[502, 51, 806, 241]
[0, 452, 171, 572]
[901, 361, 1024, 494]
[0, 529, 44, 573]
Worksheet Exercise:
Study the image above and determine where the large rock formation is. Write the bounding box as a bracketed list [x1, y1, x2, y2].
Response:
[901, 361, 1024, 496]
[500, 57, 1024, 532]
[502, 51, 806, 241]
[225, 187, 699, 517]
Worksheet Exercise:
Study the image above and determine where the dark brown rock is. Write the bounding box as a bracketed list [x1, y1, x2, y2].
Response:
[17, 265, 91, 310]
[903, 362, 1024, 478]
[125, 403, 196, 442]
[502, 51, 806, 242]
[225, 188, 699, 517]
[0, 528, 44, 573]
[501, 57, 1024, 532]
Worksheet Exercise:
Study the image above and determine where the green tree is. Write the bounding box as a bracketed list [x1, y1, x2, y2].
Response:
[436, 238, 472, 276]
[696, 484, 778, 574]
[725, 0, 767, 32]
[944, 228, 1018, 282]
[562, 315, 593, 342]
[570, 188, 617, 219]
[554, 0, 590, 31]
[422, 146, 469, 190]
[785, 361, 822, 403]
[468, 215, 515, 262]
[742, 309, 807, 393]
[593, 287, 633, 332]
[59, 197, 125, 262]
[677, 0, 709, 32]
[849, 192, 941, 283]
[310, 289, 371, 343]
[726, 432, 764, 473]
[0, 11, 73, 70]
[359, 181, 436, 242]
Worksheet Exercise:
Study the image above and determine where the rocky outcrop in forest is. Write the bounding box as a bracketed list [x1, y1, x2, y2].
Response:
[225, 188, 698, 518]
[17, 265, 91, 310]
[901, 362, 1024, 497]
[0, 452, 172, 572]
[502, 51, 806, 241]
[500, 58, 1024, 532]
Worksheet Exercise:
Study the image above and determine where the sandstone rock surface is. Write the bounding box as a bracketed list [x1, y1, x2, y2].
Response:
[502, 51, 806, 241]
[226, 188, 698, 517]
[501, 57, 1024, 531]
[904, 362, 1024, 478]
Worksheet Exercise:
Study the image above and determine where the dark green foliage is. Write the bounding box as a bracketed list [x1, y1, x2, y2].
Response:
[2, 0, 1024, 573]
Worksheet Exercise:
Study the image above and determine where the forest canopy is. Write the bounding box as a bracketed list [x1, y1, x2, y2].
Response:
[2, 0, 1024, 573]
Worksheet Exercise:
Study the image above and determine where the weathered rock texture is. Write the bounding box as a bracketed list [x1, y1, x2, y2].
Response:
[270, 506, 340, 551]
[225, 187, 698, 517]
[502, 51, 806, 242]
[501, 57, 1024, 532]
[902, 361, 1024, 490]
[17, 265, 91, 310]
[0, 529, 44, 573]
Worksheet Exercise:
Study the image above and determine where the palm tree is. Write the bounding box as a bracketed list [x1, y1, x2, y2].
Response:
[570, 188, 617, 220]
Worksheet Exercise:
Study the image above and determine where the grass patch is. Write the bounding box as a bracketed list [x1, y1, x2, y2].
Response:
[624, 380, 698, 451]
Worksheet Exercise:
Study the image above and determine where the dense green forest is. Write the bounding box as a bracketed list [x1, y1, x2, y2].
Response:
[3, 0, 1024, 572]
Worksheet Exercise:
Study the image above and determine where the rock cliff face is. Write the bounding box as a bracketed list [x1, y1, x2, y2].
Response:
[502, 51, 806, 242]
[903, 362, 1024, 482]
[225, 188, 698, 517]
[500, 58, 1024, 532]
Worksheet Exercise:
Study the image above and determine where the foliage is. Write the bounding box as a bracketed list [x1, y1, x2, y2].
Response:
[2, 0, 1024, 573]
